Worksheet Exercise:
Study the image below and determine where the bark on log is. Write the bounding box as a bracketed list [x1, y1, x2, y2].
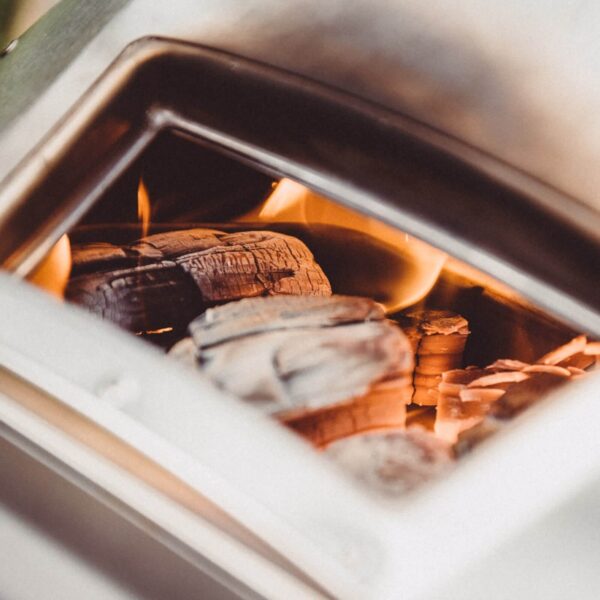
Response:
[67, 229, 331, 333]
[171, 295, 414, 445]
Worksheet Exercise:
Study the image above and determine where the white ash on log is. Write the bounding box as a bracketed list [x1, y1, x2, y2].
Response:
[397, 310, 470, 406]
[438, 336, 599, 449]
[325, 428, 453, 497]
[67, 228, 331, 334]
[171, 295, 414, 446]
[188, 293, 384, 347]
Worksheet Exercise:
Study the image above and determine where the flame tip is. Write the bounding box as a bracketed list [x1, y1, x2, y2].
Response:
[137, 178, 151, 237]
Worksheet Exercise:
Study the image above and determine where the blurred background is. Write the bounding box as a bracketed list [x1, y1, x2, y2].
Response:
[0, 0, 59, 46]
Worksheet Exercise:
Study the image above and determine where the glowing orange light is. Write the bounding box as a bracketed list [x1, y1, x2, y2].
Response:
[137, 178, 151, 238]
[135, 327, 174, 336]
[28, 234, 72, 299]
[243, 179, 447, 312]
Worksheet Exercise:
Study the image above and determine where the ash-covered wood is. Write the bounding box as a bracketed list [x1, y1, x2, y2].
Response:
[171, 295, 413, 444]
[67, 228, 331, 333]
[397, 310, 470, 405]
[189, 294, 385, 348]
[325, 428, 453, 496]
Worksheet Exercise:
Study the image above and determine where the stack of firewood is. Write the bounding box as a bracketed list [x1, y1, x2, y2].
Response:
[66, 225, 597, 497]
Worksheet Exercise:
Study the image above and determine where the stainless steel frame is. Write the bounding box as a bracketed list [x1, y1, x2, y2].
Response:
[1, 272, 599, 600]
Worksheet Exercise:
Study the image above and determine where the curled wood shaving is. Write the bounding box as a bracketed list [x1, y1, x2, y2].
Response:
[522, 364, 571, 377]
[460, 388, 506, 403]
[538, 335, 587, 365]
[584, 342, 600, 356]
[467, 370, 530, 388]
[488, 358, 531, 371]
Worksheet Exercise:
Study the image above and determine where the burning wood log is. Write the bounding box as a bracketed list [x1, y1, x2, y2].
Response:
[397, 310, 470, 406]
[67, 228, 332, 334]
[325, 428, 453, 496]
[67, 262, 205, 334]
[171, 295, 414, 446]
[71, 221, 444, 313]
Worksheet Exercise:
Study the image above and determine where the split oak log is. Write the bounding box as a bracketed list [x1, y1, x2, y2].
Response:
[70, 221, 442, 313]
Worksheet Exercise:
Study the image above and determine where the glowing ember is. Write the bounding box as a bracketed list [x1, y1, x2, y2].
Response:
[136, 327, 174, 336]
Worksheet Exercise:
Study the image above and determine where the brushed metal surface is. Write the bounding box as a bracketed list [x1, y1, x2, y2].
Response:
[1, 0, 600, 216]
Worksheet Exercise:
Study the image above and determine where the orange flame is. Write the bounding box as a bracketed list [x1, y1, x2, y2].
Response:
[28, 234, 72, 299]
[243, 179, 446, 312]
[137, 178, 151, 238]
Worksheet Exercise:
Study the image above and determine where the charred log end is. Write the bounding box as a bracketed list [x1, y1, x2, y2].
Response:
[66, 262, 205, 333]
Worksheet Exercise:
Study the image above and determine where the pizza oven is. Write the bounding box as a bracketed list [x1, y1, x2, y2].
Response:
[0, 3, 599, 599]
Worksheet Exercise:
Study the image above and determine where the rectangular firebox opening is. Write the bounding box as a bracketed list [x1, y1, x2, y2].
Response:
[27, 128, 597, 498]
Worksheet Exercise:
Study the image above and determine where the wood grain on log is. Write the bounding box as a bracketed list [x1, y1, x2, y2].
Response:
[70, 221, 431, 311]
[67, 229, 331, 333]
[66, 261, 204, 333]
[189, 294, 385, 348]
[397, 310, 470, 406]
[70, 242, 138, 275]
[172, 295, 413, 444]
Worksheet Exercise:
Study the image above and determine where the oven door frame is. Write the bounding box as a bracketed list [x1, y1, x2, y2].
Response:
[0, 35, 599, 600]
